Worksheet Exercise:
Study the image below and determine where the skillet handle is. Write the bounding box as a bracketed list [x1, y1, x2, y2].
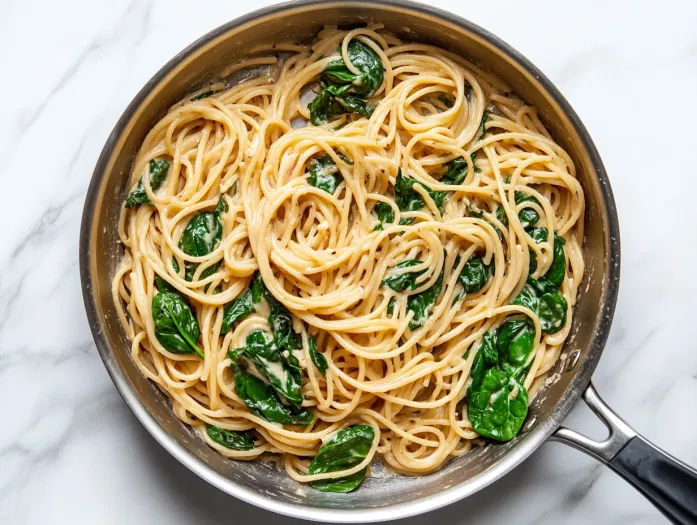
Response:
[550, 383, 697, 525]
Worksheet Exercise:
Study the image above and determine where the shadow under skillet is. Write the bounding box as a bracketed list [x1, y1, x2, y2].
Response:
[131, 410, 556, 525]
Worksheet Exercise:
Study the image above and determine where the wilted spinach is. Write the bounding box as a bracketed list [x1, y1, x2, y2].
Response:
[309, 39, 384, 125]
[407, 267, 444, 329]
[526, 227, 566, 292]
[125, 159, 170, 208]
[440, 153, 480, 186]
[373, 202, 395, 231]
[230, 330, 303, 407]
[231, 365, 315, 426]
[179, 195, 227, 282]
[511, 284, 568, 335]
[222, 274, 316, 424]
[308, 153, 351, 194]
[152, 279, 204, 359]
[381, 260, 424, 292]
[394, 168, 447, 213]
[308, 335, 328, 375]
[466, 319, 534, 441]
[206, 424, 255, 450]
[308, 425, 375, 492]
[458, 256, 490, 295]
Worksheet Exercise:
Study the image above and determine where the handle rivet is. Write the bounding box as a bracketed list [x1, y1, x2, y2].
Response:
[522, 416, 537, 433]
[566, 349, 581, 371]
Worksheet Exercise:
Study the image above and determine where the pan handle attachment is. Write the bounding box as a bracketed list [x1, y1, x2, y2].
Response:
[550, 383, 697, 525]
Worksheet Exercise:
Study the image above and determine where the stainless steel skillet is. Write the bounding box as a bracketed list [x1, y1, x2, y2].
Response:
[78, 1, 697, 522]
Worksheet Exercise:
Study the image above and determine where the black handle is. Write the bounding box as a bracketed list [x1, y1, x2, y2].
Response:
[552, 384, 697, 524]
[609, 437, 697, 525]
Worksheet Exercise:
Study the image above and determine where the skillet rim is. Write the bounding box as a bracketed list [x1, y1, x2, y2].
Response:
[79, 0, 621, 521]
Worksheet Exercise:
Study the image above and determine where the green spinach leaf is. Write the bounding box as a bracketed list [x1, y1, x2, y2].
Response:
[513, 192, 540, 229]
[526, 228, 566, 292]
[394, 169, 447, 212]
[179, 195, 227, 282]
[467, 365, 528, 441]
[308, 154, 346, 194]
[407, 267, 444, 330]
[511, 284, 567, 334]
[440, 154, 480, 186]
[231, 330, 303, 407]
[466, 323, 531, 442]
[308, 335, 328, 375]
[206, 424, 255, 450]
[496, 319, 535, 380]
[125, 159, 170, 208]
[382, 260, 424, 292]
[537, 290, 568, 334]
[373, 202, 395, 231]
[309, 40, 383, 125]
[152, 285, 204, 359]
[221, 286, 255, 334]
[308, 425, 374, 493]
[458, 256, 490, 294]
[231, 365, 314, 426]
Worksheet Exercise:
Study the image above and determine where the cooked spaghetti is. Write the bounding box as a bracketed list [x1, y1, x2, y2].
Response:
[113, 25, 584, 491]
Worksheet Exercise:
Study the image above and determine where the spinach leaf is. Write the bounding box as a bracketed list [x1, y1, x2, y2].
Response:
[154, 275, 176, 294]
[232, 365, 314, 426]
[526, 228, 566, 292]
[514, 192, 540, 229]
[309, 154, 344, 194]
[308, 89, 350, 125]
[323, 40, 384, 98]
[221, 272, 304, 352]
[496, 319, 535, 380]
[206, 424, 255, 450]
[407, 267, 444, 330]
[221, 287, 255, 334]
[537, 290, 568, 334]
[511, 284, 539, 313]
[152, 286, 204, 359]
[125, 159, 170, 208]
[231, 330, 303, 407]
[381, 260, 424, 292]
[373, 202, 395, 231]
[440, 154, 480, 185]
[308, 425, 375, 493]
[308, 335, 328, 375]
[309, 39, 383, 125]
[394, 169, 447, 212]
[466, 324, 531, 442]
[467, 365, 528, 441]
[458, 256, 490, 294]
[511, 284, 568, 334]
[386, 297, 396, 315]
[179, 195, 227, 282]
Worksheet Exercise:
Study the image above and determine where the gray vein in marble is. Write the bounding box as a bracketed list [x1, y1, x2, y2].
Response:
[10, 194, 82, 260]
[0, 275, 26, 340]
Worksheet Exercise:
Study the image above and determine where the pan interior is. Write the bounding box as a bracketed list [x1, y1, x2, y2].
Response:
[81, 0, 618, 518]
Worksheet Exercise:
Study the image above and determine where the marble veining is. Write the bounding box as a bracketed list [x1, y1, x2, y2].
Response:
[2, 0, 696, 523]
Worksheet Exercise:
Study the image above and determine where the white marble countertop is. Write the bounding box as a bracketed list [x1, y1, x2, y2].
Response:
[2, 0, 697, 523]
